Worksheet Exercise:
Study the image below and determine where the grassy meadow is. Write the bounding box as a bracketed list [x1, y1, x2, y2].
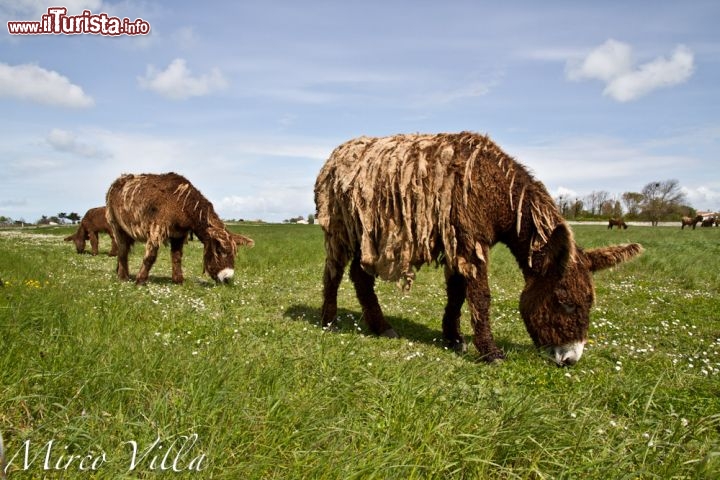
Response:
[0, 223, 719, 479]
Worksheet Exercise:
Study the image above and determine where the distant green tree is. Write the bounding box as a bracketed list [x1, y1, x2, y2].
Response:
[621, 192, 644, 218]
[640, 180, 686, 226]
[67, 212, 81, 224]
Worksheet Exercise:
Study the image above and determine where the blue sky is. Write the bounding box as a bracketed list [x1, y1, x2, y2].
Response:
[1, 0, 719, 223]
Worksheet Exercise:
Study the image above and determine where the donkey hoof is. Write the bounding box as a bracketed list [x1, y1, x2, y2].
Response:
[381, 328, 399, 339]
[322, 322, 339, 333]
[479, 350, 506, 363]
[448, 339, 468, 354]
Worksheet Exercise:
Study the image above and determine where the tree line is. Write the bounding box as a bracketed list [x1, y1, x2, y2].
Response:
[555, 179, 698, 225]
[0, 212, 81, 227]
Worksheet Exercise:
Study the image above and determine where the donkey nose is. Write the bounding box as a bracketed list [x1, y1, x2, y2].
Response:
[560, 353, 579, 366]
[216, 268, 234, 283]
[552, 342, 585, 366]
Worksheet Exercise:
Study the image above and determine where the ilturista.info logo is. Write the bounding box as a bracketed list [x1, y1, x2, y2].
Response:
[7, 7, 151, 36]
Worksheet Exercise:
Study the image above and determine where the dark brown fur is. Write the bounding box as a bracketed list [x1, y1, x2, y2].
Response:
[315, 132, 643, 364]
[64, 206, 117, 256]
[700, 217, 715, 227]
[681, 215, 703, 229]
[105, 172, 252, 284]
[607, 218, 628, 230]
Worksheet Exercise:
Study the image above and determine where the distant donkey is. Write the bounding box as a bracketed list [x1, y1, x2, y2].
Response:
[64, 206, 117, 256]
[106, 172, 253, 284]
[607, 218, 628, 230]
[700, 217, 715, 227]
[680, 215, 703, 230]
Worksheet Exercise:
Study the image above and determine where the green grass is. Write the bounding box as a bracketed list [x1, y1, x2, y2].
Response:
[1, 224, 719, 478]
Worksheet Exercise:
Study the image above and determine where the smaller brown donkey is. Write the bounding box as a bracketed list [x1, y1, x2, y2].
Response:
[64, 206, 117, 256]
[106, 172, 251, 284]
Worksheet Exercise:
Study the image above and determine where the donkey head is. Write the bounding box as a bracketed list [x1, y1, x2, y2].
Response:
[202, 226, 238, 283]
[519, 223, 643, 366]
[64, 231, 87, 254]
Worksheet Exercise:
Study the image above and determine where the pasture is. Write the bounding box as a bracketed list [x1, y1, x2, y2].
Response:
[0, 224, 718, 478]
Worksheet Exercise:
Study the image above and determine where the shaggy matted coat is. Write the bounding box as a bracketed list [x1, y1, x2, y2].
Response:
[607, 218, 628, 230]
[64, 206, 117, 256]
[315, 132, 643, 365]
[681, 215, 703, 230]
[106, 172, 249, 284]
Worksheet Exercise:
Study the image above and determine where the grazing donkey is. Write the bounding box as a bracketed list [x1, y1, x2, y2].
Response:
[64, 206, 117, 256]
[315, 132, 643, 366]
[681, 215, 703, 230]
[607, 218, 628, 230]
[106, 172, 252, 284]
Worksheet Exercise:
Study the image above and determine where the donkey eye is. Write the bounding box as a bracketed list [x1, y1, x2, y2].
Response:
[561, 303, 576, 314]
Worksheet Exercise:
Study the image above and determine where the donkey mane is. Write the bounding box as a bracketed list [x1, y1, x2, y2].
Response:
[316, 132, 566, 286]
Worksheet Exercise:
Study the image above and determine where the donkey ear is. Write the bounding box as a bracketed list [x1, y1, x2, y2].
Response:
[230, 231, 255, 247]
[584, 243, 644, 272]
[539, 223, 575, 276]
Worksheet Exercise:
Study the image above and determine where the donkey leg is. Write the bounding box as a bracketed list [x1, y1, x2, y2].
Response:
[89, 231, 99, 256]
[115, 233, 132, 281]
[349, 256, 397, 337]
[108, 233, 118, 257]
[443, 266, 468, 353]
[170, 237, 185, 284]
[135, 241, 159, 285]
[321, 255, 347, 330]
[465, 261, 504, 362]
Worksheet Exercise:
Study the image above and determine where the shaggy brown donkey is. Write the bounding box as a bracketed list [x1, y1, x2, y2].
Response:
[106, 172, 252, 284]
[700, 217, 715, 227]
[607, 218, 628, 230]
[681, 215, 703, 230]
[315, 132, 643, 366]
[64, 206, 117, 256]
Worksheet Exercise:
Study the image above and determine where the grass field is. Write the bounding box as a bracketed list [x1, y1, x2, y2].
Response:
[1, 223, 719, 479]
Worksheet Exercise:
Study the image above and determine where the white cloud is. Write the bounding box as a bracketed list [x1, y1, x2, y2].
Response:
[46, 128, 106, 158]
[138, 58, 228, 100]
[566, 39, 634, 83]
[566, 40, 694, 102]
[682, 186, 720, 212]
[604, 46, 695, 102]
[0, 62, 94, 108]
[504, 134, 702, 206]
[552, 186, 580, 200]
[218, 187, 315, 222]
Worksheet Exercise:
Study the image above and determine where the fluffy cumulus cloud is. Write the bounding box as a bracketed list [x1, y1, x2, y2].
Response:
[137, 58, 228, 100]
[682, 186, 720, 212]
[552, 186, 580, 200]
[566, 39, 694, 102]
[218, 185, 315, 223]
[0, 62, 94, 108]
